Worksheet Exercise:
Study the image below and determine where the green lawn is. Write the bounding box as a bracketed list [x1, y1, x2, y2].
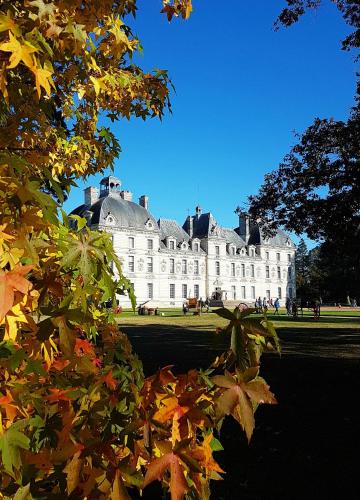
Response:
[117, 307, 360, 331]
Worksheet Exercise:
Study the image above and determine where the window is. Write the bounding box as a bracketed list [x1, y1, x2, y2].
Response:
[289, 287, 293, 298]
[241, 286, 246, 299]
[231, 263, 235, 277]
[194, 260, 199, 275]
[182, 259, 187, 274]
[147, 239, 153, 250]
[128, 237, 134, 249]
[251, 264, 255, 277]
[266, 251, 269, 260]
[215, 261, 220, 276]
[232, 285, 236, 300]
[147, 257, 153, 273]
[215, 245, 220, 256]
[276, 252, 280, 262]
[182, 284, 187, 299]
[251, 286, 256, 299]
[128, 255, 134, 273]
[287, 253, 291, 263]
[169, 240, 175, 250]
[232, 247, 236, 255]
[266, 265, 270, 279]
[266, 289, 271, 300]
[194, 242, 199, 252]
[170, 258, 175, 274]
[278, 287, 282, 299]
[250, 248, 255, 257]
[277, 266, 281, 279]
[147, 283, 153, 299]
[288, 267, 292, 279]
[170, 283, 175, 299]
[241, 264, 245, 277]
[194, 284, 199, 299]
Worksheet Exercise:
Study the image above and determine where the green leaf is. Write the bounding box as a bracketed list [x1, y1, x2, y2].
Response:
[24, 359, 47, 377]
[69, 214, 87, 231]
[9, 348, 27, 370]
[13, 482, 31, 500]
[0, 424, 30, 475]
[210, 436, 224, 452]
[214, 308, 235, 321]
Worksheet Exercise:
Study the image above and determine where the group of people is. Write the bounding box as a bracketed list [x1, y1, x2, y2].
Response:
[254, 296, 281, 315]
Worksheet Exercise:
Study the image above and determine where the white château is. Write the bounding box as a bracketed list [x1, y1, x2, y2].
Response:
[71, 176, 296, 307]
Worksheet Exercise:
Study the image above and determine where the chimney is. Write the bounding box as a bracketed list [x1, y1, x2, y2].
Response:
[120, 190, 133, 202]
[185, 215, 193, 238]
[235, 206, 250, 244]
[139, 195, 149, 210]
[84, 186, 99, 206]
[195, 205, 202, 220]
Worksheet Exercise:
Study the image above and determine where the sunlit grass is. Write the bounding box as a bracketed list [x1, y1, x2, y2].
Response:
[117, 308, 360, 331]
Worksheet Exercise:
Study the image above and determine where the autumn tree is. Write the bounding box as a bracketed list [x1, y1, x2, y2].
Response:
[249, 0, 359, 291]
[0, 2, 279, 498]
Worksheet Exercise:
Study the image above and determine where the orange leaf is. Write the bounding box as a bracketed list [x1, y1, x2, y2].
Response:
[0, 265, 33, 321]
[45, 388, 74, 402]
[102, 370, 117, 390]
[75, 338, 95, 357]
[0, 391, 17, 423]
[143, 452, 188, 500]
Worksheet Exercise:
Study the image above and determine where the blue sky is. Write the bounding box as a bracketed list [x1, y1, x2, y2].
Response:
[64, 0, 356, 245]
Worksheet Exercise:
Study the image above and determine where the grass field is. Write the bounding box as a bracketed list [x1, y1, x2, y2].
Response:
[116, 304, 360, 499]
[117, 307, 360, 331]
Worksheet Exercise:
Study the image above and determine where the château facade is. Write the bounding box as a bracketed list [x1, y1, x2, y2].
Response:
[71, 176, 296, 307]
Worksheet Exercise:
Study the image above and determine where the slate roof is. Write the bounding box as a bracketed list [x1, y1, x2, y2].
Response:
[243, 225, 295, 248]
[70, 192, 158, 231]
[158, 218, 190, 242]
[221, 228, 246, 247]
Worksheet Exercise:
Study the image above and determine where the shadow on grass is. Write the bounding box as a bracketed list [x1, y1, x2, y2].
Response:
[122, 320, 360, 500]
[121, 321, 360, 376]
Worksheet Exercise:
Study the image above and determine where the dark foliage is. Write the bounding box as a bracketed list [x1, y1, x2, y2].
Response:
[276, 0, 360, 53]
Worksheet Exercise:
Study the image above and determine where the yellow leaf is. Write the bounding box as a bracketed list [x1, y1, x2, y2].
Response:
[90, 75, 106, 96]
[64, 451, 84, 495]
[0, 32, 38, 70]
[0, 11, 18, 34]
[31, 58, 55, 97]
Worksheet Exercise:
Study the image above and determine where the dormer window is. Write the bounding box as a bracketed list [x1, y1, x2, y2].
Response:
[182, 242, 188, 251]
[240, 248, 246, 256]
[105, 212, 116, 225]
[168, 239, 175, 250]
[145, 218, 154, 230]
[193, 242, 200, 252]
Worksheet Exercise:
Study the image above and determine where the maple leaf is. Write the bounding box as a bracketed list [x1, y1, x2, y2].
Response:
[110, 469, 131, 499]
[0, 32, 38, 69]
[28, 0, 56, 20]
[31, 58, 55, 97]
[190, 433, 224, 474]
[0, 423, 30, 475]
[0, 265, 33, 322]
[213, 372, 277, 442]
[45, 388, 75, 403]
[0, 391, 18, 424]
[75, 338, 95, 357]
[64, 451, 84, 495]
[102, 370, 117, 390]
[0, 11, 17, 34]
[143, 452, 188, 500]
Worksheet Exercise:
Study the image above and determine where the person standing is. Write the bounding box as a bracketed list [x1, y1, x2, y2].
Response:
[274, 297, 280, 315]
